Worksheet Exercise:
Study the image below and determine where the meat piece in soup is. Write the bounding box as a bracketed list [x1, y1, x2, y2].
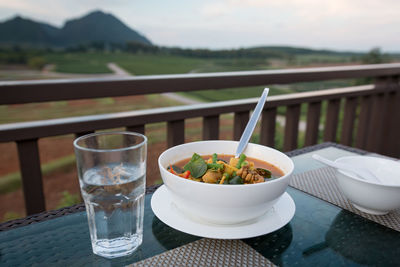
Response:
[168, 153, 284, 184]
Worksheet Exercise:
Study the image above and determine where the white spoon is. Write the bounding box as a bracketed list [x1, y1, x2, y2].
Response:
[312, 154, 383, 184]
[235, 88, 269, 158]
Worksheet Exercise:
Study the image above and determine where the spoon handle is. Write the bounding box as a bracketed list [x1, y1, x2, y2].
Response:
[235, 88, 269, 158]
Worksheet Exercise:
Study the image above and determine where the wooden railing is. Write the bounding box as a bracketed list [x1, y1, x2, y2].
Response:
[1, 63, 400, 215]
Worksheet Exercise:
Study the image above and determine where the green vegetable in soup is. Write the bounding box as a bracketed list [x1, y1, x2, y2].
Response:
[207, 162, 223, 171]
[229, 175, 244, 184]
[177, 152, 279, 185]
[221, 172, 230, 184]
[255, 168, 272, 178]
[236, 153, 246, 168]
[167, 165, 184, 174]
[212, 153, 218, 163]
[183, 153, 207, 178]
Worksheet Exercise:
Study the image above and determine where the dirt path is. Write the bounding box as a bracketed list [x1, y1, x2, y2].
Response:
[106, 63, 131, 76]
[0, 62, 132, 81]
[161, 93, 202, 105]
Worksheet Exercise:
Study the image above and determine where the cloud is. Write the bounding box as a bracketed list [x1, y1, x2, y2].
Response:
[195, 0, 400, 51]
[200, 2, 233, 17]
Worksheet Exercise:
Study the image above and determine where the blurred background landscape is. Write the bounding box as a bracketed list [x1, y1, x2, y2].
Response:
[0, 1, 399, 221]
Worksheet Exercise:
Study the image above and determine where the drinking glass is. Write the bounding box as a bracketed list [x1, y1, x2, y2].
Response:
[74, 131, 147, 258]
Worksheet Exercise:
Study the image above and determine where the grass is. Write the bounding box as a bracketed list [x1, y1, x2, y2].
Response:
[1, 94, 183, 124]
[117, 54, 208, 75]
[56, 191, 81, 209]
[293, 54, 357, 65]
[3, 211, 22, 222]
[45, 53, 112, 74]
[181, 86, 296, 102]
[44, 52, 280, 75]
[44, 52, 210, 75]
[43, 51, 361, 76]
[0, 155, 76, 194]
[1, 190, 80, 222]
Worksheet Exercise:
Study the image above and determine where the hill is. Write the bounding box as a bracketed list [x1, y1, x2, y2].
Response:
[0, 16, 61, 46]
[61, 11, 151, 46]
[0, 10, 151, 47]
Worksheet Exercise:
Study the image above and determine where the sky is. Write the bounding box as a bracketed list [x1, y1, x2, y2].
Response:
[0, 0, 399, 52]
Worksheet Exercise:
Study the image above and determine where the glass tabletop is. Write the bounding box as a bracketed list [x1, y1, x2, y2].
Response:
[0, 146, 399, 266]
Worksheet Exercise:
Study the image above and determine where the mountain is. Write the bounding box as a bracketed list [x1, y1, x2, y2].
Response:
[61, 11, 151, 46]
[0, 16, 60, 46]
[0, 10, 151, 47]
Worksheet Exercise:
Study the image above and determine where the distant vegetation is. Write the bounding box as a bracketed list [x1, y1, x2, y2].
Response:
[0, 42, 397, 72]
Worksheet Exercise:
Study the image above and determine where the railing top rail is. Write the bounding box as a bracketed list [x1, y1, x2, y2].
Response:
[1, 63, 400, 105]
[2, 83, 398, 143]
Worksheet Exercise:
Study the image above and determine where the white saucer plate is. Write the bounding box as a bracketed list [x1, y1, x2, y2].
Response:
[151, 185, 296, 239]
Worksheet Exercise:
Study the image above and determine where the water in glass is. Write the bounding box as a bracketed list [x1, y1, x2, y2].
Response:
[80, 163, 145, 258]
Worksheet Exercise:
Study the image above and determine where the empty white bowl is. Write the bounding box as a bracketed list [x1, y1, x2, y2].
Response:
[158, 140, 294, 224]
[335, 156, 400, 215]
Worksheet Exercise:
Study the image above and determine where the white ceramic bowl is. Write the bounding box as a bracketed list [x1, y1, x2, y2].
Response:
[158, 140, 294, 224]
[335, 156, 400, 215]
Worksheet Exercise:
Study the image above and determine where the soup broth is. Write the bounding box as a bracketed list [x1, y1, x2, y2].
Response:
[175, 154, 284, 178]
[171, 154, 284, 184]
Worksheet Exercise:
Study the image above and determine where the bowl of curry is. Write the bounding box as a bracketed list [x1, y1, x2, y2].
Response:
[158, 140, 294, 224]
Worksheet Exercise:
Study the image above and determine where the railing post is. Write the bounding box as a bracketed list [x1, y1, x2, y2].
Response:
[355, 95, 372, 149]
[323, 98, 341, 142]
[203, 115, 219, 140]
[383, 87, 400, 156]
[377, 76, 400, 156]
[284, 104, 301, 151]
[260, 108, 277, 147]
[340, 97, 358, 146]
[305, 101, 322, 146]
[167, 120, 185, 148]
[365, 77, 392, 153]
[366, 93, 386, 153]
[234, 111, 249, 141]
[75, 131, 94, 139]
[16, 139, 46, 215]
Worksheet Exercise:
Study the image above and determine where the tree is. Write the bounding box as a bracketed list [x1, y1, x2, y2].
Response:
[361, 47, 389, 64]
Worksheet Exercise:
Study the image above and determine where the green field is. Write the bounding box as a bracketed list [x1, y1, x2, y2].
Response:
[179, 79, 356, 102]
[45, 52, 362, 76]
[42, 52, 359, 102]
[44, 52, 275, 75]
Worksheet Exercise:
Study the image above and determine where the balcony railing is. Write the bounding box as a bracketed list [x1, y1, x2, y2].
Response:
[1, 63, 400, 215]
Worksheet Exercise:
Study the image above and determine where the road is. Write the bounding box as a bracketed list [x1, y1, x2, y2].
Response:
[107, 63, 131, 76]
